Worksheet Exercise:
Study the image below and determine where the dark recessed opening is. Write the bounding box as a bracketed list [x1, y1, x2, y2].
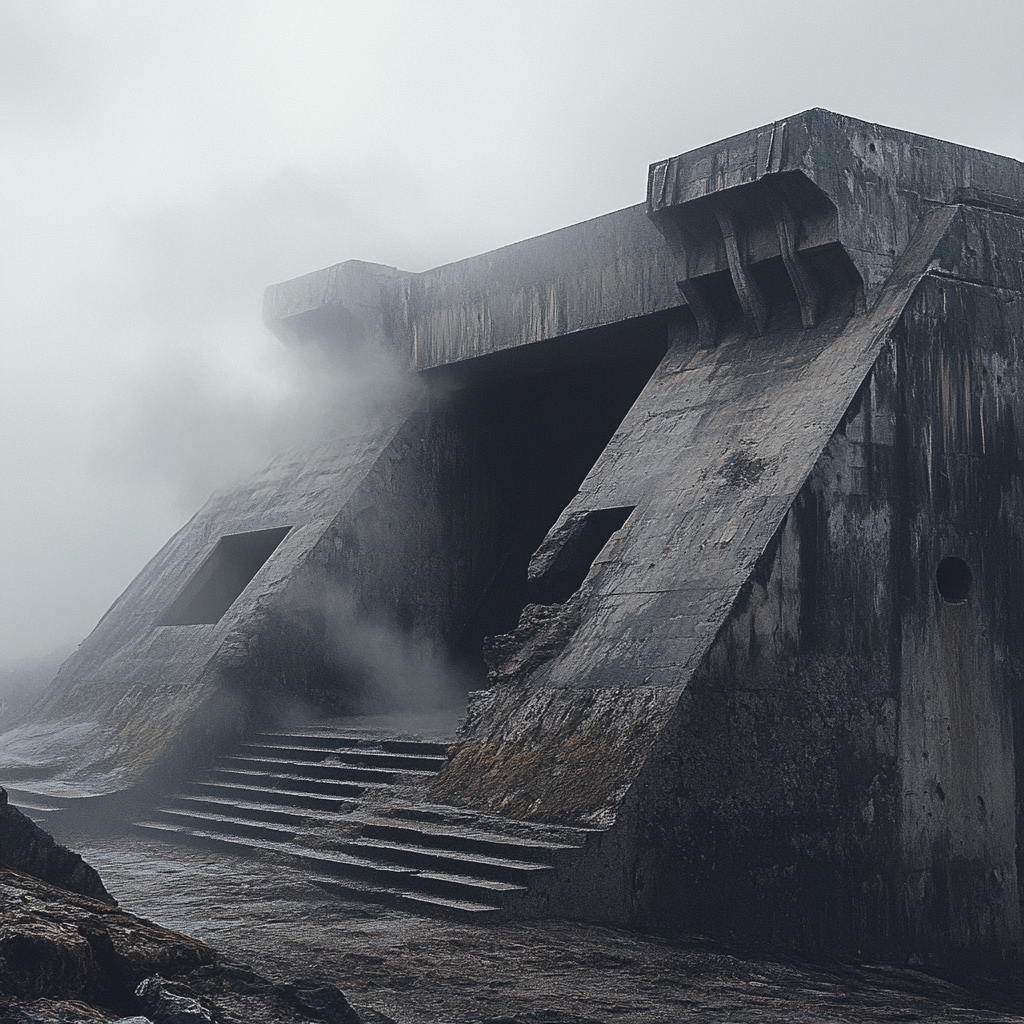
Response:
[935, 556, 972, 604]
[531, 507, 636, 604]
[158, 527, 291, 625]
[440, 315, 668, 658]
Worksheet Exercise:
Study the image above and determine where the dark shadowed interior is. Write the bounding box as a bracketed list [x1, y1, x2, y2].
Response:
[437, 315, 668, 664]
[158, 527, 292, 626]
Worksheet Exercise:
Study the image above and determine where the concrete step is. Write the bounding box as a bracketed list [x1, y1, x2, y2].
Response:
[221, 756, 436, 785]
[152, 807, 301, 843]
[306, 875, 499, 919]
[133, 819, 526, 911]
[152, 806, 553, 884]
[167, 795, 315, 827]
[237, 743, 447, 772]
[254, 732, 448, 755]
[192, 779, 367, 810]
[356, 817, 581, 864]
[383, 801, 597, 848]
[259, 732, 449, 758]
[206, 768, 374, 798]
[333, 836, 554, 884]
[132, 725, 587, 920]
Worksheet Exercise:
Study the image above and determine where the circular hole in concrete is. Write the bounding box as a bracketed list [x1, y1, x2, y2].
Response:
[935, 557, 972, 603]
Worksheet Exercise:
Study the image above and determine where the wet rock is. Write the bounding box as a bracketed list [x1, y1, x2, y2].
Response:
[0, 866, 385, 1023]
[282, 978, 363, 1024]
[0, 788, 114, 903]
[0, 997, 120, 1022]
[181, 962, 378, 1024]
[135, 976, 214, 1023]
[0, 866, 214, 1008]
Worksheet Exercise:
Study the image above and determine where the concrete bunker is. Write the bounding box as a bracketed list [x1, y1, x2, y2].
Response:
[3, 110, 1022, 972]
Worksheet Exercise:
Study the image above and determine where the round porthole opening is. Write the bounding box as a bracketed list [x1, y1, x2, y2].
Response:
[935, 557, 972, 604]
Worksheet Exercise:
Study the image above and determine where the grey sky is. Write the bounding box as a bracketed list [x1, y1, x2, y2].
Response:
[1, 0, 1022, 664]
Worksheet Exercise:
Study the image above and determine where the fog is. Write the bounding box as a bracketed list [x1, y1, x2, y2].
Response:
[1, 0, 1022, 693]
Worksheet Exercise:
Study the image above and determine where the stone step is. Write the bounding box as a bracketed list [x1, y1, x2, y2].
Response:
[152, 806, 553, 885]
[206, 768, 375, 797]
[192, 779, 367, 809]
[382, 801, 597, 847]
[331, 836, 554, 884]
[307, 875, 499, 919]
[222, 756, 437, 785]
[133, 819, 526, 911]
[356, 818, 581, 864]
[260, 732, 449, 757]
[153, 807, 301, 843]
[168, 795, 315, 827]
[238, 743, 447, 772]
[131, 726, 589, 920]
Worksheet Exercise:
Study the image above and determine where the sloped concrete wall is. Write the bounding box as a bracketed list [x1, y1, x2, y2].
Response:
[0, 394, 421, 796]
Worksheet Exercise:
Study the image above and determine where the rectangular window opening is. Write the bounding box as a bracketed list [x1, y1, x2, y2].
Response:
[532, 506, 636, 604]
[157, 526, 292, 626]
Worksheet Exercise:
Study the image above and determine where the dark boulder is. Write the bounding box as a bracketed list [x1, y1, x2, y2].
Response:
[135, 975, 214, 1023]
[0, 866, 214, 1011]
[0, 866, 386, 1023]
[0, 788, 114, 903]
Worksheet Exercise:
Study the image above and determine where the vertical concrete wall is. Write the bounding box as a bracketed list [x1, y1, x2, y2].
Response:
[891, 265, 1023, 968]
[626, 212, 1023, 968]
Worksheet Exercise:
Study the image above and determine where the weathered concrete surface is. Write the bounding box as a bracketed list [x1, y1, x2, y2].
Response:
[648, 107, 1024, 303]
[0, 312, 667, 801]
[620, 205, 1024, 968]
[264, 207, 683, 372]
[424, 122, 1023, 968]
[430, 206, 958, 827]
[433, 682, 679, 829]
[0, 392, 422, 797]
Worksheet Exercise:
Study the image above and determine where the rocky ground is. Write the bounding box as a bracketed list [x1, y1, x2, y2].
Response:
[3, 780, 1021, 1024]
[66, 832, 1023, 1024]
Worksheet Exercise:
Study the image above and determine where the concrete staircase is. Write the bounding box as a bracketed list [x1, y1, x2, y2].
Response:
[134, 728, 592, 920]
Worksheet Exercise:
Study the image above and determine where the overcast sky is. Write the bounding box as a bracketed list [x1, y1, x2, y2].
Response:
[1, 0, 1022, 666]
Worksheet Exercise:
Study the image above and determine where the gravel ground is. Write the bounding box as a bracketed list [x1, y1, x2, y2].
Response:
[73, 833, 1023, 1024]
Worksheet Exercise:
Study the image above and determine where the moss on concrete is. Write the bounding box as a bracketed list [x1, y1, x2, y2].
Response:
[431, 685, 679, 827]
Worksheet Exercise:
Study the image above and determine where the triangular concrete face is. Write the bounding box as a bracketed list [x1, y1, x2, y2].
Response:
[2, 111, 1021, 970]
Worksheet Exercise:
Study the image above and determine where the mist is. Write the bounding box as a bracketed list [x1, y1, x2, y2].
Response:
[275, 583, 474, 727]
[2, 0, 1022, 671]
